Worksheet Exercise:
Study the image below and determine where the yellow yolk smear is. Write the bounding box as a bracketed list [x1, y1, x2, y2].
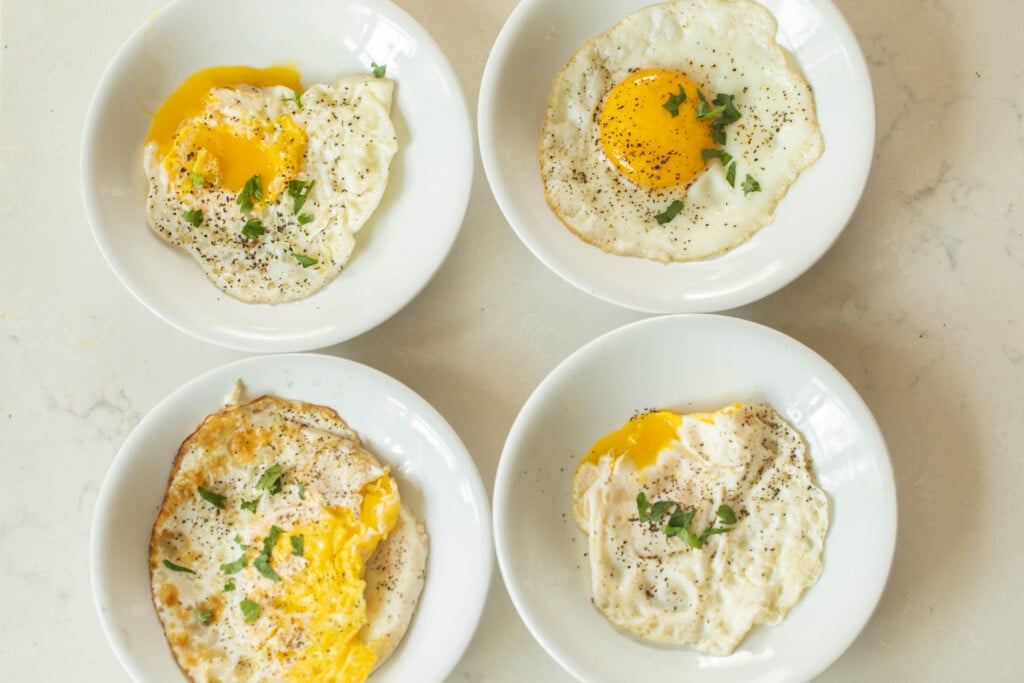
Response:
[580, 410, 683, 474]
[278, 474, 400, 683]
[146, 65, 307, 201]
[599, 69, 715, 189]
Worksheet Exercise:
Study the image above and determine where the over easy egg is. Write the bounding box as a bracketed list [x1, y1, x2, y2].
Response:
[540, 0, 823, 262]
[144, 66, 398, 303]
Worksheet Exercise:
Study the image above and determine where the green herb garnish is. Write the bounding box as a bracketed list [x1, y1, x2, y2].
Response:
[292, 253, 317, 268]
[224, 579, 236, 592]
[654, 199, 685, 225]
[297, 213, 314, 225]
[726, 161, 737, 187]
[241, 219, 265, 239]
[297, 483, 305, 500]
[256, 465, 284, 495]
[281, 90, 303, 109]
[636, 493, 738, 549]
[234, 535, 247, 549]
[286, 179, 315, 214]
[701, 148, 733, 166]
[162, 559, 195, 574]
[182, 209, 203, 227]
[240, 497, 260, 513]
[237, 175, 263, 214]
[715, 504, 737, 525]
[194, 608, 214, 625]
[371, 62, 387, 78]
[741, 174, 761, 195]
[695, 90, 725, 121]
[253, 526, 285, 582]
[290, 534, 304, 557]
[197, 485, 226, 509]
[662, 85, 687, 117]
[189, 172, 204, 188]
[240, 599, 260, 623]
[220, 553, 247, 575]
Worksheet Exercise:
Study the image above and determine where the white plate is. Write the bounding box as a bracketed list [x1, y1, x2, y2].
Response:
[478, 0, 874, 313]
[495, 315, 895, 682]
[82, 0, 472, 352]
[91, 354, 492, 683]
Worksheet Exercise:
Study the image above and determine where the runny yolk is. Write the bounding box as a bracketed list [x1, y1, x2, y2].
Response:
[580, 410, 683, 473]
[146, 65, 307, 201]
[599, 68, 715, 190]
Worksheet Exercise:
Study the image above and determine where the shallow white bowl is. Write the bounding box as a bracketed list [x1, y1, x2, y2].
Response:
[495, 314, 896, 682]
[91, 354, 492, 683]
[82, 0, 472, 352]
[478, 0, 874, 313]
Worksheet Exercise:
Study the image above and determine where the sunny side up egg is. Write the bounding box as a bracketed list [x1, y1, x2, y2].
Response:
[144, 65, 398, 303]
[540, 0, 824, 262]
[149, 395, 427, 683]
[572, 403, 829, 655]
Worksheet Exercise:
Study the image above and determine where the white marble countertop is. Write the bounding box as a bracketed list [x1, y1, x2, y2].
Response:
[2, 0, 1022, 680]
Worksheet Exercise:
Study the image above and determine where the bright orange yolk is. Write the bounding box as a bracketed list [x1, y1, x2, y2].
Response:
[146, 65, 307, 202]
[599, 68, 715, 189]
[580, 410, 683, 473]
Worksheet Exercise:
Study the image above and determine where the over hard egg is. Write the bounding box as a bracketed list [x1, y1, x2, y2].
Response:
[144, 66, 398, 303]
[540, 0, 824, 262]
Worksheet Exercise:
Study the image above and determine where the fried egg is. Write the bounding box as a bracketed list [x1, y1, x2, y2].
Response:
[144, 66, 398, 303]
[149, 395, 427, 682]
[540, 0, 823, 261]
[572, 403, 828, 654]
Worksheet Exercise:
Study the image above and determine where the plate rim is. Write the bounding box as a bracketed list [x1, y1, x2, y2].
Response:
[81, 0, 473, 352]
[477, 0, 876, 314]
[493, 313, 897, 682]
[90, 352, 493, 683]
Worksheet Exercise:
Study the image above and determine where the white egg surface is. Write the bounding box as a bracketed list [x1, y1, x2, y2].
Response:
[572, 403, 828, 655]
[149, 395, 427, 682]
[144, 70, 398, 303]
[540, 0, 823, 262]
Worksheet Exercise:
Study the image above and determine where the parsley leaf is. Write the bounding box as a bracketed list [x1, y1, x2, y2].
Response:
[234, 535, 247, 549]
[237, 175, 263, 214]
[290, 534, 304, 557]
[695, 90, 725, 121]
[292, 253, 318, 268]
[371, 62, 387, 78]
[716, 504, 737, 525]
[700, 525, 735, 542]
[262, 525, 285, 556]
[742, 174, 761, 195]
[241, 219, 264, 239]
[712, 93, 741, 126]
[194, 608, 214, 625]
[240, 497, 260, 513]
[281, 90, 303, 109]
[255, 464, 284, 495]
[220, 553, 247, 575]
[297, 213, 314, 225]
[253, 525, 285, 582]
[654, 199, 685, 225]
[701, 148, 733, 166]
[182, 209, 203, 227]
[197, 485, 226, 509]
[286, 179, 315, 214]
[726, 161, 737, 187]
[662, 85, 687, 117]
[224, 579, 236, 592]
[162, 559, 195, 574]
[297, 483, 305, 500]
[189, 172, 204, 188]
[636, 490, 738, 550]
[240, 599, 260, 623]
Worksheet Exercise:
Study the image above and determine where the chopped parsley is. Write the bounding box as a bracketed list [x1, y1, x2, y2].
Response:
[182, 209, 203, 227]
[240, 599, 260, 623]
[197, 485, 226, 509]
[297, 483, 305, 500]
[290, 534, 304, 557]
[695, 89, 725, 121]
[297, 213, 314, 225]
[189, 172, 204, 189]
[281, 90, 303, 109]
[701, 148, 733, 166]
[255, 464, 284, 495]
[661, 85, 687, 117]
[194, 608, 214, 625]
[162, 559, 195, 574]
[237, 175, 263, 214]
[726, 161, 737, 187]
[253, 526, 285, 582]
[241, 218, 265, 239]
[219, 553, 247, 575]
[234, 534, 247, 549]
[636, 492, 738, 549]
[371, 62, 387, 78]
[286, 179, 315, 214]
[654, 199, 685, 225]
[223, 579, 236, 592]
[240, 497, 260, 513]
[741, 174, 761, 195]
[695, 91, 741, 144]
[292, 253, 317, 268]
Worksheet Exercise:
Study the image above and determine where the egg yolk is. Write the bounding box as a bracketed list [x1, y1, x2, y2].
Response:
[599, 69, 715, 189]
[146, 65, 307, 202]
[276, 474, 400, 682]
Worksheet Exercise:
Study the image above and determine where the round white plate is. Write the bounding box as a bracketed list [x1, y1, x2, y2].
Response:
[82, 0, 472, 352]
[495, 315, 896, 683]
[91, 354, 492, 683]
[478, 0, 874, 313]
